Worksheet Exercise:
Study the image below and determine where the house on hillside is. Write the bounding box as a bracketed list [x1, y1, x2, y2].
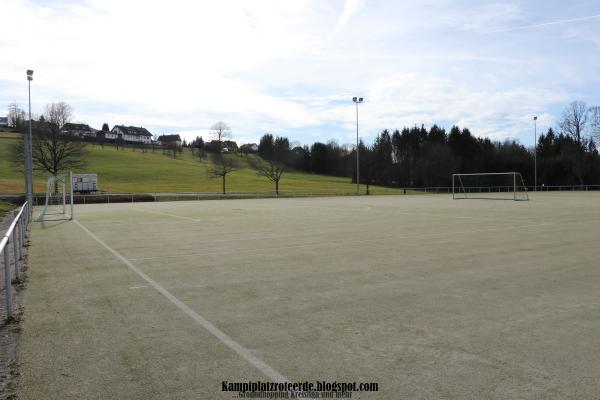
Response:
[109, 125, 153, 144]
[222, 140, 238, 152]
[30, 119, 56, 133]
[62, 123, 97, 139]
[157, 134, 182, 147]
[205, 139, 238, 152]
[240, 143, 258, 153]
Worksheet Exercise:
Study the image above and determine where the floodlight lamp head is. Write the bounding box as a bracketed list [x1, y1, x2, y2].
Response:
[27, 69, 33, 81]
[358, 97, 364, 103]
[352, 97, 357, 102]
[533, 116, 537, 121]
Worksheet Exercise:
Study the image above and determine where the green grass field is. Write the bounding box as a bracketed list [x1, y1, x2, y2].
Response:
[18, 193, 600, 399]
[0, 132, 403, 195]
[0, 201, 13, 218]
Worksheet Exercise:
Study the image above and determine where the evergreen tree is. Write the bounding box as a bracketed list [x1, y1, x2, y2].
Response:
[258, 134, 275, 159]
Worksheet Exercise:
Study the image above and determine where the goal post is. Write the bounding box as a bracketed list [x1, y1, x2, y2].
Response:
[36, 171, 74, 221]
[452, 172, 529, 201]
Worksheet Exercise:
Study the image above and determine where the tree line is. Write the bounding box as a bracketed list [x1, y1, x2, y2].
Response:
[8, 100, 600, 194]
[241, 101, 600, 191]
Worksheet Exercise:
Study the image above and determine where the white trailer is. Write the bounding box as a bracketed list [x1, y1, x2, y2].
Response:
[72, 173, 98, 193]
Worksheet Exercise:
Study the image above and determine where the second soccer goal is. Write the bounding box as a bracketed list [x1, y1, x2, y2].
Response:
[452, 172, 529, 201]
[36, 172, 75, 221]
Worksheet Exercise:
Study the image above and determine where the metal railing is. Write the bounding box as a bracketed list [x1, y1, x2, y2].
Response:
[1, 202, 30, 322]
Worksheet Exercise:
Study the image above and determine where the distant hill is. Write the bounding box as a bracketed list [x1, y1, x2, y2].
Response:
[0, 132, 403, 195]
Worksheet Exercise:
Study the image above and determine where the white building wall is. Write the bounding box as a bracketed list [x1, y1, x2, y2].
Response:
[123, 134, 152, 143]
[108, 127, 152, 143]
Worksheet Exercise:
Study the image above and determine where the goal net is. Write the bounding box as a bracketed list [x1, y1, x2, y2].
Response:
[452, 172, 529, 201]
[36, 172, 74, 221]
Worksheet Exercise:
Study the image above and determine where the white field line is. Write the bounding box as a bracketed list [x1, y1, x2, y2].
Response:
[129, 221, 557, 262]
[74, 219, 289, 384]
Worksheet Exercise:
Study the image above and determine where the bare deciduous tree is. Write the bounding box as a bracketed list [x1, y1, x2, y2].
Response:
[250, 135, 290, 195]
[162, 142, 181, 159]
[45, 102, 73, 130]
[210, 121, 231, 147]
[11, 102, 86, 192]
[250, 157, 286, 195]
[590, 106, 600, 143]
[194, 147, 207, 162]
[8, 102, 26, 129]
[559, 101, 588, 144]
[207, 153, 237, 194]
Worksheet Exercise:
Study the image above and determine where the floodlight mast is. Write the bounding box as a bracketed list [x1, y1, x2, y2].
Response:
[26, 70, 34, 210]
[533, 116, 537, 192]
[352, 96, 363, 195]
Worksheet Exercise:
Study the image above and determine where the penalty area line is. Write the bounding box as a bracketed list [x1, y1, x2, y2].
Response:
[73, 219, 289, 384]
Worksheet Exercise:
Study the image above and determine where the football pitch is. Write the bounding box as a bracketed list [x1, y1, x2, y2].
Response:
[18, 193, 600, 399]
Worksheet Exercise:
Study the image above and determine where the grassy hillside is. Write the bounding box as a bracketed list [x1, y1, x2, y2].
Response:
[0, 132, 404, 195]
[0, 201, 13, 217]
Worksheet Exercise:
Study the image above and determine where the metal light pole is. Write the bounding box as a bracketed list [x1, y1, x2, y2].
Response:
[26, 70, 34, 208]
[533, 116, 537, 192]
[352, 96, 363, 195]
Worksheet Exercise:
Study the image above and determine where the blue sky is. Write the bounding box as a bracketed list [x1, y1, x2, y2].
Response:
[1, 0, 599, 146]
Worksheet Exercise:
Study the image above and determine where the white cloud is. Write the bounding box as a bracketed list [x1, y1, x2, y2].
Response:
[441, 3, 526, 33]
[489, 13, 600, 34]
[0, 0, 597, 146]
[329, 0, 365, 38]
[330, 72, 570, 142]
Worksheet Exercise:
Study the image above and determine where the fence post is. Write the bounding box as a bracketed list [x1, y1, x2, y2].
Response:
[4, 247, 13, 320]
[12, 229, 20, 279]
[23, 211, 29, 240]
[17, 221, 23, 261]
[19, 217, 22, 244]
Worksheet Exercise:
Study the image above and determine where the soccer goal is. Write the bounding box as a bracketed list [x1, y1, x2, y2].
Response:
[452, 172, 529, 201]
[36, 172, 74, 221]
